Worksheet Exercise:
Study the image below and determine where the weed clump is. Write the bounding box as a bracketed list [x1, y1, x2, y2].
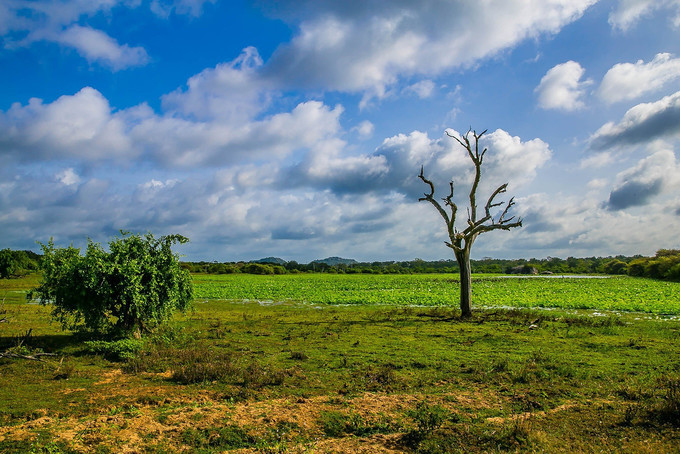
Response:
[318, 410, 398, 438]
[181, 425, 255, 449]
[648, 374, 680, 426]
[83, 339, 143, 361]
[352, 363, 401, 392]
[172, 352, 237, 384]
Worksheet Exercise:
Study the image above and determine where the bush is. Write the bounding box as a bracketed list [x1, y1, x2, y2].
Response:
[29, 232, 193, 336]
[603, 259, 627, 275]
[241, 263, 270, 274]
[84, 339, 144, 361]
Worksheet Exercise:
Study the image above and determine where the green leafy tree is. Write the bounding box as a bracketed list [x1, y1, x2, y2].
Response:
[30, 232, 193, 336]
[0, 249, 17, 278]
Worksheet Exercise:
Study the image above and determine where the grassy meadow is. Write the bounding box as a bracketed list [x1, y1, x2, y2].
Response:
[1, 273, 680, 453]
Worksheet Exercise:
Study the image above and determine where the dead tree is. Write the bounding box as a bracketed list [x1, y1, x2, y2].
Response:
[418, 128, 522, 317]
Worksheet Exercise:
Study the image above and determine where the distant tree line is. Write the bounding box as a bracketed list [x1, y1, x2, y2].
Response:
[0, 249, 40, 278]
[180, 252, 679, 281]
[3, 247, 679, 282]
[607, 249, 680, 281]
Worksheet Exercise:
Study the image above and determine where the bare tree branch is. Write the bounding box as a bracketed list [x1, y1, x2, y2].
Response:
[418, 126, 524, 316]
[419, 167, 455, 242]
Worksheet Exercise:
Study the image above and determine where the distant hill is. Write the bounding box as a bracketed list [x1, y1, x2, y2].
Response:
[252, 257, 287, 265]
[311, 257, 358, 266]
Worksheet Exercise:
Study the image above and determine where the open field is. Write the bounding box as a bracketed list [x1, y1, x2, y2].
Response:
[194, 273, 680, 314]
[1, 274, 680, 453]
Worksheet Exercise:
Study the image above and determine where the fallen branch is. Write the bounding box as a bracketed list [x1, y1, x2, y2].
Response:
[0, 351, 57, 362]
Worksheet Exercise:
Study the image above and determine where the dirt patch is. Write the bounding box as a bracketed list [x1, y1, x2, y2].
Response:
[308, 433, 406, 453]
[0, 388, 511, 452]
[93, 368, 124, 385]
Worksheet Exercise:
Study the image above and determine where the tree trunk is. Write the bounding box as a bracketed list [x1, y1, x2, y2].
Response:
[455, 249, 472, 317]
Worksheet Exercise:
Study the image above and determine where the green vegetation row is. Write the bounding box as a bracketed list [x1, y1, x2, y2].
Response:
[183, 255, 627, 275]
[184, 250, 680, 281]
[4, 245, 680, 281]
[192, 273, 680, 315]
[0, 249, 40, 278]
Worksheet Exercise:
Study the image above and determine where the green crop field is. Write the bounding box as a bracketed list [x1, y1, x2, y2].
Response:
[193, 273, 680, 315]
[2, 273, 680, 453]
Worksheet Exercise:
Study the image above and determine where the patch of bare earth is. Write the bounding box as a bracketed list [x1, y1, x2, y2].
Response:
[0, 387, 505, 452]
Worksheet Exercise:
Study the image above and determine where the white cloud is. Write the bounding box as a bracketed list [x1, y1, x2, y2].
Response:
[0, 81, 344, 169]
[580, 151, 616, 168]
[499, 191, 679, 258]
[353, 120, 375, 139]
[404, 80, 436, 99]
[53, 25, 149, 70]
[264, 0, 596, 99]
[150, 0, 216, 18]
[535, 61, 592, 111]
[56, 168, 80, 186]
[606, 147, 680, 210]
[161, 47, 271, 123]
[598, 53, 680, 103]
[587, 178, 608, 189]
[130, 100, 344, 168]
[609, 0, 680, 31]
[0, 87, 133, 161]
[481, 129, 553, 188]
[1, 0, 213, 69]
[590, 91, 680, 150]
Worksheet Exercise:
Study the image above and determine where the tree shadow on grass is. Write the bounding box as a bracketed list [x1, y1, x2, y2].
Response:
[0, 332, 93, 354]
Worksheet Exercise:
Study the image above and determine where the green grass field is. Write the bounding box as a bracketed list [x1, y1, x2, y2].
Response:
[194, 273, 680, 314]
[1, 273, 680, 453]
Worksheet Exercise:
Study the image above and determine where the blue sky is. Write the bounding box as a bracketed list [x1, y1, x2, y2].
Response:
[2, 0, 680, 262]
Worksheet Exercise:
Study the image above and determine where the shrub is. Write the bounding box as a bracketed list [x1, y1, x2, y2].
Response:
[84, 339, 143, 361]
[626, 259, 647, 277]
[171, 349, 237, 384]
[407, 401, 452, 433]
[29, 232, 193, 336]
[603, 259, 627, 275]
[241, 263, 275, 275]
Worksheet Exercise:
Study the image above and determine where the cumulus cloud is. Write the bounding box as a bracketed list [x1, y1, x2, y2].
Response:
[590, 91, 680, 150]
[605, 148, 679, 210]
[535, 61, 592, 111]
[0, 87, 133, 161]
[609, 0, 680, 30]
[280, 128, 552, 211]
[262, 0, 596, 98]
[0, 85, 344, 168]
[161, 47, 271, 123]
[598, 53, 680, 103]
[497, 191, 679, 258]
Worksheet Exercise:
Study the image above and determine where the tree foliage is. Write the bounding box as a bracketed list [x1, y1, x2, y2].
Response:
[625, 250, 680, 281]
[0, 249, 16, 279]
[30, 232, 193, 335]
[0, 249, 39, 278]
